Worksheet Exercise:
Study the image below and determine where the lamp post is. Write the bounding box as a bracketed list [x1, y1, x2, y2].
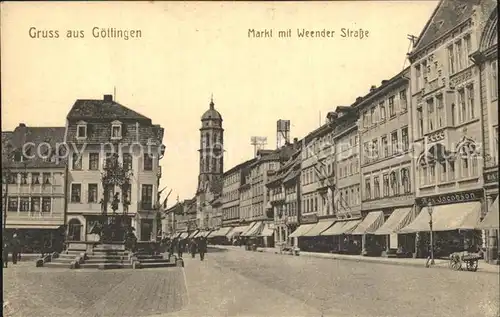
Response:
[427, 201, 435, 265]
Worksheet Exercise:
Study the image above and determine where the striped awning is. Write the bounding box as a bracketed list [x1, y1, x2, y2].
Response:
[352, 211, 385, 235]
[227, 225, 249, 238]
[301, 220, 336, 237]
[320, 219, 361, 236]
[259, 224, 274, 237]
[242, 222, 263, 236]
[374, 207, 415, 235]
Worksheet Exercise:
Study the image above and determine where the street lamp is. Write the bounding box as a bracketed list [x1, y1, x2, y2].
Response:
[427, 201, 435, 265]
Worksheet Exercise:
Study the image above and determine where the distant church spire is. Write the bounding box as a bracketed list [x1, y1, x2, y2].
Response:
[210, 94, 214, 109]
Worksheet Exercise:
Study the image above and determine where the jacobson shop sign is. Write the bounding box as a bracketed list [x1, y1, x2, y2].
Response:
[418, 190, 483, 206]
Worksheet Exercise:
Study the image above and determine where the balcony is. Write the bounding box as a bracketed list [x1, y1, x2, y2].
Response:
[137, 200, 155, 211]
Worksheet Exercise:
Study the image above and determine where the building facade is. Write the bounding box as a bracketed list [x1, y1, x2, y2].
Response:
[267, 140, 302, 247]
[65, 94, 164, 242]
[2, 125, 67, 252]
[221, 158, 256, 228]
[358, 69, 416, 254]
[473, 2, 498, 262]
[406, 0, 491, 256]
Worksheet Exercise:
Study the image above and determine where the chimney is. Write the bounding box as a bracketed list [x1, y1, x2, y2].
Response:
[293, 137, 298, 144]
[370, 85, 376, 92]
[18, 123, 26, 127]
[381, 80, 389, 85]
[103, 94, 113, 102]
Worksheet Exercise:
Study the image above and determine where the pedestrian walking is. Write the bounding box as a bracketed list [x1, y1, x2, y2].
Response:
[11, 234, 20, 265]
[3, 239, 10, 268]
[198, 237, 207, 261]
[189, 238, 197, 258]
[177, 238, 185, 258]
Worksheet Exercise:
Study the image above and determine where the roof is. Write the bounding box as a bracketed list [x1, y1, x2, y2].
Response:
[353, 67, 410, 111]
[2, 124, 66, 168]
[412, 0, 480, 54]
[201, 100, 222, 121]
[224, 157, 257, 177]
[67, 96, 152, 123]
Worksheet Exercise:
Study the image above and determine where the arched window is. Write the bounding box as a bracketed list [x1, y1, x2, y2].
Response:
[205, 133, 210, 149]
[401, 168, 411, 193]
[456, 137, 479, 178]
[390, 170, 400, 195]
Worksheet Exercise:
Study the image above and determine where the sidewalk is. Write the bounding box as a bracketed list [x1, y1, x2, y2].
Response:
[213, 245, 500, 274]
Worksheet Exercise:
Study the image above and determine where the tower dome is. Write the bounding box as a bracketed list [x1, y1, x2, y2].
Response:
[201, 99, 222, 121]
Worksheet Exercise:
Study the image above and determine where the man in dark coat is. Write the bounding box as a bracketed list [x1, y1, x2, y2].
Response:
[189, 238, 197, 258]
[198, 237, 207, 261]
[11, 234, 20, 264]
[177, 238, 185, 258]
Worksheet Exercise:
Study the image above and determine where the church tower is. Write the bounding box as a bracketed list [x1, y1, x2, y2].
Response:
[197, 97, 224, 194]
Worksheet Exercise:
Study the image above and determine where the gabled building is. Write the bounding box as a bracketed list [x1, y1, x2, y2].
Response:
[267, 139, 302, 247]
[401, 0, 494, 257]
[2, 124, 67, 252]
[64, 94, 164, 242]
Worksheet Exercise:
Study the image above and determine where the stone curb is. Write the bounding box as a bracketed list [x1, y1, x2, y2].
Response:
[215, 246, 499, 275]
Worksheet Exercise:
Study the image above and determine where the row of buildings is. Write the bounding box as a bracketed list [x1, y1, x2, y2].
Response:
[2, 94, 165, 251]
[168, 0, 498, 262]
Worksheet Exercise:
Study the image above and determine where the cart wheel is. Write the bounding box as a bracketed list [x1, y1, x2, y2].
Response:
[450, 258, 461, 271]
[467, 260, 478, 272]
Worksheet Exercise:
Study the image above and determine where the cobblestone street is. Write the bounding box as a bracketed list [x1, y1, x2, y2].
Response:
[3, 262, 187, 317]
[3, 249, 499, 317]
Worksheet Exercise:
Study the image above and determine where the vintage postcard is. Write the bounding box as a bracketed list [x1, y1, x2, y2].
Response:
[1, 1, 498, 317]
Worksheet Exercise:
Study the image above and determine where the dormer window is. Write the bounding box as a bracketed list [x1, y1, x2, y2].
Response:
[77, 121, 87, 139]
[111, 120, 122, 139]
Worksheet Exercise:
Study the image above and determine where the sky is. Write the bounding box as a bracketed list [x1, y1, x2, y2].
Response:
[1, 1, 439, 208]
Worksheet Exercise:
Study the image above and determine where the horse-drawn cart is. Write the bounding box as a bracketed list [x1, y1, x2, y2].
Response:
[449, 251, 481, 272]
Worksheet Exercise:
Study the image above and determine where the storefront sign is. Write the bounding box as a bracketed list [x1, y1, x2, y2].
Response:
[299, 214, 317, 224]
[417, 189, 483, 206]
[484, 171, 499, 184]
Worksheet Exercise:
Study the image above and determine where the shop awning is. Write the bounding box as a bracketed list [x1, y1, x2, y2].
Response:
[189, 230, 200, 238]
[320, 219, 361, 236]
[243, 222, 263, 236]
[202, 230, 213, 238]
[302, 219, 336, 237]
[227, 225, 248, 238]
[399, 201, 481, 233]
[209, 227, 233, 238]
[179, 232, 189, 239]
[478, 197, 499, 230]
[288, 223, 316, 238]
[241, 222, 258, 236]
[259, 224, 274, 237]
[374, 207, 415, 235]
